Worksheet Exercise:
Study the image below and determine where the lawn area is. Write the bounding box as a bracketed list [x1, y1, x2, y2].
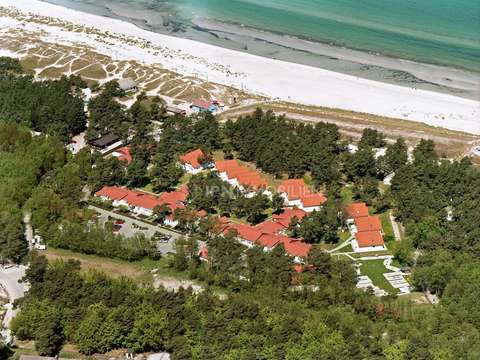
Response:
[380, 211, 395, 243]
[359, 259, 398, 294]
[335, 243, 353, 253]
[338, 230, 352, 242]
[340, 186, 353, 204]
[43, 248, 190, 284]
[350, 250, 392, 259]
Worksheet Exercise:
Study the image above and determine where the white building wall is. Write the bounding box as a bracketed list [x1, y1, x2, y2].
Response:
[181, 163, 202, 174]
[351, 239, 386, 253]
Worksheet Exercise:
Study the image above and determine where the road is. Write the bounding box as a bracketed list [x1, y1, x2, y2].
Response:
[88, 205, 182, 255]
[389, 212, 402, 242]
[0, 265, 27, 343]
[23, 212, 33, 250]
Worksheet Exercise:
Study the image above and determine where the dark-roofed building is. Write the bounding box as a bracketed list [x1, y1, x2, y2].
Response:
[89, 133, 120, 149]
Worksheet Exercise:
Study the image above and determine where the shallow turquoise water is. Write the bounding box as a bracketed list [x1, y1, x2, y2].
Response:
[43, 0, 480, 72]
[172, 0, 480, 71]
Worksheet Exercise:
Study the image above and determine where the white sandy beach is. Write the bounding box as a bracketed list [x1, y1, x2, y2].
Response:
[1, 0, 479, 135]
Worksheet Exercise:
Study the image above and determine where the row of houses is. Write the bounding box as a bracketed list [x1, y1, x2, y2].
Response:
[215, 159, 270, 196]
[345, 203, 386, 252]
[278, 179, 327, 213]
[95, 186, 189, 227]
[203, 208, 311, 263]
[179, 149, 328, 212]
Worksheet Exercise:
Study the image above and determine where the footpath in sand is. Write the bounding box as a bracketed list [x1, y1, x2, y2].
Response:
[0, 0, 479, 135]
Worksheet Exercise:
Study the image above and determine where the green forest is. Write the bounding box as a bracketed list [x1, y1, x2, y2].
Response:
[0, 57, 479, 359]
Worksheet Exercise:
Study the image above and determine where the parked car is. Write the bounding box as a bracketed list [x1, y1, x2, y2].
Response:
[115, 219, 125, 225]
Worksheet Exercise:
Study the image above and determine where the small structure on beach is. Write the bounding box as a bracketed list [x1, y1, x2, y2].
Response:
[118, 77, 137, 92]
[166, 106, 187, 116]
[190, 99, 219, 113]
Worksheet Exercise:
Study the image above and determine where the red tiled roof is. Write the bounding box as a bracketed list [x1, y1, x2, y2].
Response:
[356, 231, 384, 247]
[114, 146, 132, 164]
[355, 216, 382, 233]
[95, 186, 129, 201]
[257, 234, 283, 249]
[282, 238, 311, 258]
[180, 149, 204, 169]
[346, 203, 369, 218]
[191, 99, 212, 110]
[124, 190, 161, 210]
[279, 179, 327, 208]
[215, 159, 238, 173]
[255, 220, 285, 234]
[301, 193, 327, 207]
[278, 179, 308, 200]
[224, 223, 262, 243]
[214, 160, 268, 190]
[272, 208, 307, 227]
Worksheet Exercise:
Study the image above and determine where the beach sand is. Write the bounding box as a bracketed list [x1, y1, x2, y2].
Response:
[0, 0, 479, 135]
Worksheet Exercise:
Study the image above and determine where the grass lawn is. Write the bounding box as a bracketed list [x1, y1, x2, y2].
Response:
[43, 248, 190, 284]
[336, 243, 353, 253]
[350, 250, 392, 259]
[179, 172, 193, 186]
[380, 211, 395, 243]
[137, 183, 156, 194]
[341, 186, 353, 204]
[338, 230, 351, 242]
[359, 259, 398, 294]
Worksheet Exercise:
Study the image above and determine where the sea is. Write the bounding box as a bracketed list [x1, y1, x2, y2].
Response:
[40, 0, 480, 97]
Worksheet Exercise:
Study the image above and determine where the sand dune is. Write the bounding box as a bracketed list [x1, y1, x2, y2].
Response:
[0, 0, 479, 134]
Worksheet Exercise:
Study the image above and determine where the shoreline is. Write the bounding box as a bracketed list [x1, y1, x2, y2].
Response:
[40, 0, 480, 100]
[0, 0, 479, 135]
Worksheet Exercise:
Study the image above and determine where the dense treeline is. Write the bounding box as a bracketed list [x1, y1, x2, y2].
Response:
[0, 57, 86, 141]
[225, 109, 342, 183]
[187, 172, 271, 224]
[389, 139, 480, 329]
[50, 223, 160, 261]
[1, 56, 479, 358]
[12, 243, 480, 359]
[0, 123, 67, 263]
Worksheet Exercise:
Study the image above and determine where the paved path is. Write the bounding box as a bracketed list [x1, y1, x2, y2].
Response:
[389, 212, 402, 242]
[88, 205, 182, 254]
[328, 236, 354, 253]
[0, 265, 27, 343]
[23, 212, 33, 250]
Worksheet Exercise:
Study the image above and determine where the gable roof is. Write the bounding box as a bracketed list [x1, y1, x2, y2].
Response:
[356, 231, 384, 247]
[257, 234, 283, 249]
[255, 220, 285, 234]
[124, 190, 160, 210]
[95, 186, 129, 201]
[215, 159, 238, 173]
[191, 99, 214, 110]
[180, 149, 204, 169]
[224, 223, 263, 243]
[89, 133, 119, 148]
[279, 179, 327, 207]
[214, 160, 268, 190]
[355, 216, 382, 232]
[346, 203, 369, 218]
[301, 193, 327, 207]
[282, 238, 311, 258]
[272, 208, 307, 227]
[113, 146, 132, 164]
[278, 179, 308, 200]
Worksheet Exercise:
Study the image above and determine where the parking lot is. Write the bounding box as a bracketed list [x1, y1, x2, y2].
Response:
[89, 205, 181, 255]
